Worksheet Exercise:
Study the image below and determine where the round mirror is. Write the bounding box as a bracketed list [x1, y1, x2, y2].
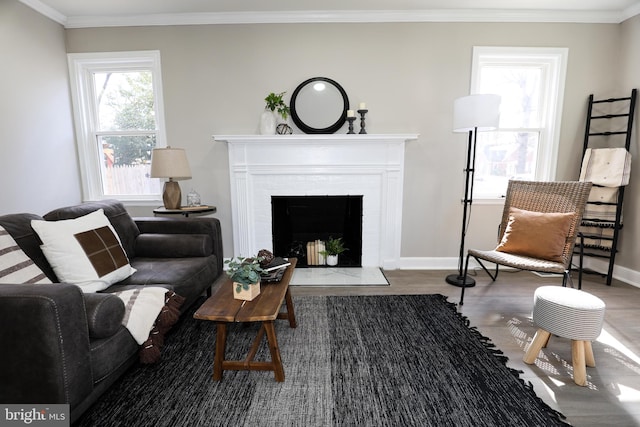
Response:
[290, 77, 349, 134]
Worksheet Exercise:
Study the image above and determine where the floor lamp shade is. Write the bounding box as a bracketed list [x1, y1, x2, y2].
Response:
[446, 94, 501, 291]
[150, 147, 192, 209]
[453, 94, 501, 132]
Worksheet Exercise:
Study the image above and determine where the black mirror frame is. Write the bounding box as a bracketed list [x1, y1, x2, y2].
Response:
[290, 77, 349, 134]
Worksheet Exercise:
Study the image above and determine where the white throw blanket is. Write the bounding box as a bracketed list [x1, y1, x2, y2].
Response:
[112, 287, 169, 345]
[579, 148, 632, 187]
[582, 186, 621, 226]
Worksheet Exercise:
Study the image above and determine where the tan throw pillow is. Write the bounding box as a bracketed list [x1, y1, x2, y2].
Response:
[495, 207, 574, 263]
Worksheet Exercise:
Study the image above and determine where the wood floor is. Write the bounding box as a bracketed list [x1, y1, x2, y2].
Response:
[290, 269, 640, 427]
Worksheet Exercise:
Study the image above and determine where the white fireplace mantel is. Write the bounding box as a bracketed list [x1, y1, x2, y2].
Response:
[215, 134, 418, 269]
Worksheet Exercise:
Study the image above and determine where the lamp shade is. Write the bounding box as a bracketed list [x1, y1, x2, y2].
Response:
[453, 94, 501, 133]
[150, 147, 192, 180]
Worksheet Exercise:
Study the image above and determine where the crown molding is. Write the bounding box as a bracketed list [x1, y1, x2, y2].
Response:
[19, 2, 639, 29]
[622, 2, 640, 22]
[19, 0, 66, 25]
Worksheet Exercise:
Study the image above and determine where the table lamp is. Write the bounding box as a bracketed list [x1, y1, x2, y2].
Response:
[150, 146, 192, 209]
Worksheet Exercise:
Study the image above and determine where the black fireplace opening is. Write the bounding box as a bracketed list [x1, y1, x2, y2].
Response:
[271, 195, 363, 267]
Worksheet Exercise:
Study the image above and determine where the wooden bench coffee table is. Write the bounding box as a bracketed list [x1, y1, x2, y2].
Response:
[193, 258, 297, 382]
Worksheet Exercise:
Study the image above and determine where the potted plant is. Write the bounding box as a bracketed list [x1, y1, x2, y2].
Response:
[225, 256, 264, 300]
[261, 91, 291, 135]
[320, 237, 348, 266]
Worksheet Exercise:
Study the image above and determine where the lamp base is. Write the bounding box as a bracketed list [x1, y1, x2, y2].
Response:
[163, 181, 182, 209]
[445, 274, 476, 288]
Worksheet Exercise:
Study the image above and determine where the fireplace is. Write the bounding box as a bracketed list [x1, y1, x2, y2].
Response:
[217, 134, 417, 269]
[271, 195, 363, 267]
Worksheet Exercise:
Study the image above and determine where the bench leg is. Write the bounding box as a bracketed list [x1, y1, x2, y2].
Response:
[524, 329, 551, 364]
[264, 321, 285, 382]
[213, 322, 227, 381]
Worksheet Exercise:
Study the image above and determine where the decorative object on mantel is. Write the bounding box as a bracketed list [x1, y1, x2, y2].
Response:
[445, 94, 501, 290]
[358, 103, 368, 134]
[150, 146, 192, 209]
[276, 123, 293, 134]
[261, 91, 291, 135]
[346, 110, 356, 134]
[290, 77, 349, 134]
[225, 255, 264, 301]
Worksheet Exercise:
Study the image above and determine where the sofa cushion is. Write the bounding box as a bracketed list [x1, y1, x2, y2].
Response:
[44, 200, 140, 259]
[135, 234, 213, 258]
[84, 293, 125, 339]
[31, 210, 136, 293]
[0, 225, 52, 284]
[112, 255, 218, 311]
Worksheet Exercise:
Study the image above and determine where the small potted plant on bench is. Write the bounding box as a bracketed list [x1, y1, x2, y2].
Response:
[320, 237, 348, 266]
[225, 255, 265, 300]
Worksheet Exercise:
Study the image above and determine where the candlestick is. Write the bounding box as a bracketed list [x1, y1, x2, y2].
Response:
[346, 116, 356, 134]
[357, 109, 368, 134]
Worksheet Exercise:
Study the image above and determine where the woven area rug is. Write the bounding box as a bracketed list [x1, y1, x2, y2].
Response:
[75, 295, 569, 426]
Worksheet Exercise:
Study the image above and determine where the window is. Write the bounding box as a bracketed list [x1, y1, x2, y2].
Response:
[68, 51, 167, 202]
[470, 47, 568, 199]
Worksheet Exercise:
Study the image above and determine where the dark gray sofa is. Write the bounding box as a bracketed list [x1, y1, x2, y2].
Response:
[0, 200, 224, 423]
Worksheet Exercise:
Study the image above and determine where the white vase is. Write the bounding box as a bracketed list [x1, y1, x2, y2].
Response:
[326, 255, 338, 266]
[259, 110, 277, 135]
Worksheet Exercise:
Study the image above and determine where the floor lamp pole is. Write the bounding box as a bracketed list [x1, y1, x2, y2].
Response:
[446, 128, 477, 288]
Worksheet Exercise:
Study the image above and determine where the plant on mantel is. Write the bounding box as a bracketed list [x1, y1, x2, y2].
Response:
[264, 91, 290, 121]
[225, 256, 264, 293]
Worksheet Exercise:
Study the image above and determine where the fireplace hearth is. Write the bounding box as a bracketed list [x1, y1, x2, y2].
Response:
[271, 195, 363, 267]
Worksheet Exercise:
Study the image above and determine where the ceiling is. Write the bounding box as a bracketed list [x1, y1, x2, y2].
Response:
[20, 0, 640, 28]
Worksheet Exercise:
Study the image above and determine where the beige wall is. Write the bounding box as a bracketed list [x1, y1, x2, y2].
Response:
[0, 1, 80, 215]
[616, 15, 640, 274]
[4, 6, 635, 275]
[65, 21, 626, 265]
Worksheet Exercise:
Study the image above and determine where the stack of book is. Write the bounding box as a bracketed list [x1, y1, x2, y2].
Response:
[260, 257, 291, 283]
[306, 240, 326, 266]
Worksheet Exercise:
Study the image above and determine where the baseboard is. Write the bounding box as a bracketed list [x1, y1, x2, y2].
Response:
[397, 256, 640, 289]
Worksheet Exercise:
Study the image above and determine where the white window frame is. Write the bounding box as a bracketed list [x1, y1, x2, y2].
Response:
[67, 50, 167, 203]
[470, 46, 568, 201]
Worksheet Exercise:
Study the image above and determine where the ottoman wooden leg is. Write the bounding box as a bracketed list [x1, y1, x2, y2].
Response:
[584, 341, 596, 368]
[524, 329, 551, 364]
[572, 340, 587, 386]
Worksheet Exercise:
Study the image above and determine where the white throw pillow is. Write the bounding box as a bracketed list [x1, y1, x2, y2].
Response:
[31, 209, 135, 293]
[0, 225, 52, 284]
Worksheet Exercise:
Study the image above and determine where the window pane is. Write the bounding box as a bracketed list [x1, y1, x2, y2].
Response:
[479, 66, 543, 128]
[474, 131, 539, 197]
[93, 71, 156, 131]
[99, 135, 162, 196]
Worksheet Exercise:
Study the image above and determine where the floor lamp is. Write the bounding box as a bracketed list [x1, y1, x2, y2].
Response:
[445, 94, 501, 288]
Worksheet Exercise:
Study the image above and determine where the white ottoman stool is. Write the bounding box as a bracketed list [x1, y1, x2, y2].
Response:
[523, 285, 606, 386]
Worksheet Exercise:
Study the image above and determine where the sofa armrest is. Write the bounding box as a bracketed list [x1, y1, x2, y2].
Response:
[0, 283, 93, 407]
[134, 216, 223, 272]
[84, 292, 125, 339]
